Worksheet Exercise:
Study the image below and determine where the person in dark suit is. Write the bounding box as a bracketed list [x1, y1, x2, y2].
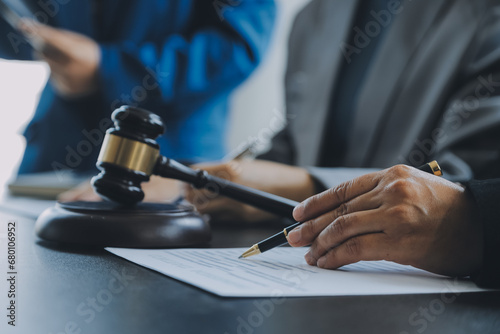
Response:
[188, 0, 500, 219]
[183, 0, 500, 286]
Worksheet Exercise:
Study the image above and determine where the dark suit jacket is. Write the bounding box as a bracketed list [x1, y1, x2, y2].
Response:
[261, 0, 500, 286]
[262, 0, 500, 183]
[468, 180, 500, 287]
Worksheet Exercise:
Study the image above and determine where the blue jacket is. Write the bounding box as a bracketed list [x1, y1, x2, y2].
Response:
[0, 0, 275, 174]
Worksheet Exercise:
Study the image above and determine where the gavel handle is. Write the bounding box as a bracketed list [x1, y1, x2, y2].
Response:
[154, 156, 298, 220]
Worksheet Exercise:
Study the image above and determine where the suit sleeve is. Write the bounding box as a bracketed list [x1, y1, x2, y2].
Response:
[434, 3, 500, 182]
[466, 179, 500, 287]
[98, 0, 276, 115]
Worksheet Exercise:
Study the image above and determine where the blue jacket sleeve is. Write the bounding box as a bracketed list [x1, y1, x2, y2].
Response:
[98, 0, 276, 114]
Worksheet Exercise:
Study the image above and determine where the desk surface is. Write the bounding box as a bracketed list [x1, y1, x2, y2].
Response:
[1, 210, 499, 334]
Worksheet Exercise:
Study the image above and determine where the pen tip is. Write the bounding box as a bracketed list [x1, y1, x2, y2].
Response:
[238, 244, 261, 259]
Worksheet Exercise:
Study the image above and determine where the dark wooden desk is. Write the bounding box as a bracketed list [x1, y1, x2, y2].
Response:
[1, 210, 499, 334]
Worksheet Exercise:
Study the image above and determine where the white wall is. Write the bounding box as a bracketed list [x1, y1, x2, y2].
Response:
[228, 0, 310, 151]
[0, 0, 310, 189]
[0, 61, 49, 190]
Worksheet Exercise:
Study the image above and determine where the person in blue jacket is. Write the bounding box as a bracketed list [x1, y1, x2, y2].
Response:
[0, 0, 275, 176]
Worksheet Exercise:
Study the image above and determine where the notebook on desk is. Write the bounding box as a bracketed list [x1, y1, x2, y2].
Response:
[8, 171, 92, 199]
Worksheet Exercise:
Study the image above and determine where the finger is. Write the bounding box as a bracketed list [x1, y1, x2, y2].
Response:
[42, 55, 68, 71]
[57, 187, 100, 202]
[57, 179, 93, 202]
[192, 197, 231, 215]
[19, 20, 61, 46]
[184, 184, 231, 215]
[57, 189, 82, 202]
[41, 44, 71, 65]
[185, 186, 221, 206]
[30, 47, 68, 72]
[17, 19, 45, 42]
[305, 209, 387, 264]
[293, 171, 382, 222]
[315, 234, 390, 269]
[287, 191, 381, 247]
[194, 197, 251, 223]
[200, 165, 235, 181]
[142, 178, 182, 202]
[18, 20, 70, 62]
[194, 197, 275, 223]
[312, 233, 392, 269]
[76, 191, 102, 202]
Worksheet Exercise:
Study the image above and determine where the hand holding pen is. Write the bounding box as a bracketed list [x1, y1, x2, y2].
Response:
[289, 163, 484, 277]
[235, 161, 474, 278]
[239, 161, 443, 258]
[241, 161, 483, 278]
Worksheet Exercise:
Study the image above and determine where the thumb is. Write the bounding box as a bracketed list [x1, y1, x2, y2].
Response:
[18, 19, 59, 42]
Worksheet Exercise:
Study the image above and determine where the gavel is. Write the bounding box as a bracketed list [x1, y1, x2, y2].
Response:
[37, 106, 442, 247]
[92, 106, 299, 219]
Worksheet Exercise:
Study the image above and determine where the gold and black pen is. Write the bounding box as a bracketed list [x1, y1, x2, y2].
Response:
[238, 161, 442, 259]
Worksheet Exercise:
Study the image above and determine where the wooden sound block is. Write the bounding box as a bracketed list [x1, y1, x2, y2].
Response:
[35, 201, 211, 248]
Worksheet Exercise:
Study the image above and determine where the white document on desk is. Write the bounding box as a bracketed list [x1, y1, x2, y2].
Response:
[106, 247, 488, 297]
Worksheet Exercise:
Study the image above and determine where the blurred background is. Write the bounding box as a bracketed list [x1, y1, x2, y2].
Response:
[0, 0, 310, 190]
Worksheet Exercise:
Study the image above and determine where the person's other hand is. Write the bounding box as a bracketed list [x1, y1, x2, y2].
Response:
[57, 178, 101, 202]
[288, 165, 483, 277]
[18, 19, 100, 98]
[58, 176, 182, 203]
[142, 176, 182, 202]
[184, 159, 317, 223]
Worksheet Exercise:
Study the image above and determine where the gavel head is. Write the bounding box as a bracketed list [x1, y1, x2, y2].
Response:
[91, 106, 165, 205]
